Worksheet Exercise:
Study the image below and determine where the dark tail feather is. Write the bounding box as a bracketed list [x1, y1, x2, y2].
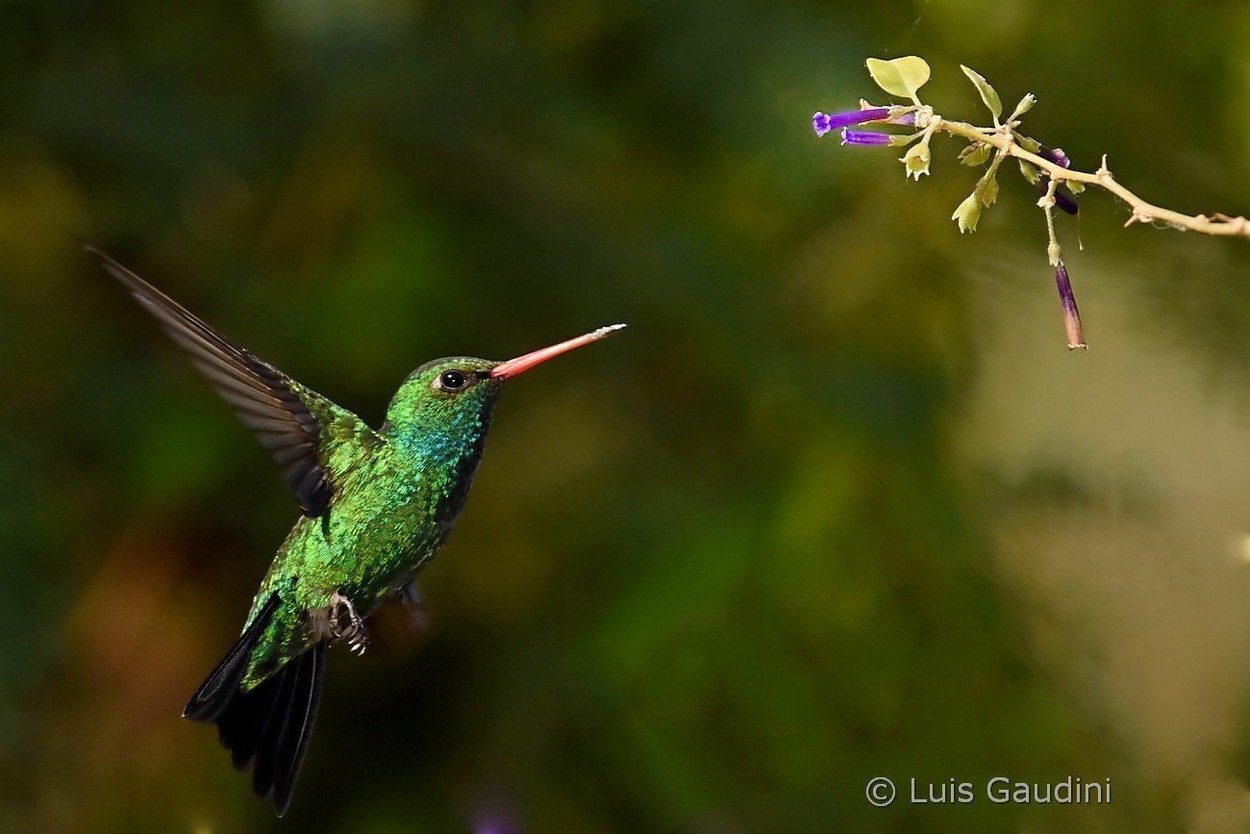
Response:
[247, 642, 325, 815]
[183, 593, 282, 722]
[183, 592, 326, 816]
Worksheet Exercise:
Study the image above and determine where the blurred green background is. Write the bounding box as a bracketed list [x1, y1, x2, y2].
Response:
[4, 1, 1250, 831]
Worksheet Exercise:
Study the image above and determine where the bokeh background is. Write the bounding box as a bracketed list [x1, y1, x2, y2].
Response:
[4, 1, 1250, 832]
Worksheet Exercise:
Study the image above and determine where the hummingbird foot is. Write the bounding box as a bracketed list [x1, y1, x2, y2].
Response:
[346, 627, 369, 656]
[323, 590, 370, 656]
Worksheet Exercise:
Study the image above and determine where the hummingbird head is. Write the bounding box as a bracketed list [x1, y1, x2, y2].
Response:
[382, 324, 627, 444]
[382, 356, 503, 447]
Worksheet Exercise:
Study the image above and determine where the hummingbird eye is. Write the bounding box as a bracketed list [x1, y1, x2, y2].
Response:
[437, 369, 469, 391]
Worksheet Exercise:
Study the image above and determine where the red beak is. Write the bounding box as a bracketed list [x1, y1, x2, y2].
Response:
[489, 324, 627, 380]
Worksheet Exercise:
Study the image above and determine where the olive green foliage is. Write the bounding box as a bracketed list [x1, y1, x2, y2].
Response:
[4, 2, 1250, 833]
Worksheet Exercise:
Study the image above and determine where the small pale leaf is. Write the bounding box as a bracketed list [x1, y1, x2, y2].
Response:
[977, 171, 999, 206]
[1066, 180, 1085, 195]
[959, 144, 992, 167]
[960, 65, 1002, 121]
[1018, 160, 1042, 185]
[1015, 133, 1041, 153]
[866, 56, 931, 100]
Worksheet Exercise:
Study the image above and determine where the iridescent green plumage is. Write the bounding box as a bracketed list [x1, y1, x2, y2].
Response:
[93, 249, 623, 815]
[242, 356, 503, 687]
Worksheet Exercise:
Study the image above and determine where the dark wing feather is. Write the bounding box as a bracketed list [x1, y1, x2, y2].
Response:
[92, 248, 373, 516]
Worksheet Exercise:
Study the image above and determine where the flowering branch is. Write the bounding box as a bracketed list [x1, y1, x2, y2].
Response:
[811, 56, 1250, 349]
[939, 119, 1250, 238]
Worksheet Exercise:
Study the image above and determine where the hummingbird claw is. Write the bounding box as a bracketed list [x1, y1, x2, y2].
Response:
[321, 590, 370, 655]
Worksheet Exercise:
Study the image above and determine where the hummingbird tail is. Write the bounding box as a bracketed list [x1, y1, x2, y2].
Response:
[183, 593, 282, 722]
[183, 592, 327, 817]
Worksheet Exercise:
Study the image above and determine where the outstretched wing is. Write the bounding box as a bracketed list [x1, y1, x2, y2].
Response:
[93, 248, 378, 516]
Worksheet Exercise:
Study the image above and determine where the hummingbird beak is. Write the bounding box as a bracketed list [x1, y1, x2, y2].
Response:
[489, 324, 627, 380]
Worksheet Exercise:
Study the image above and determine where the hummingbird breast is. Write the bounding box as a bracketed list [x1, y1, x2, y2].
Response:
[289, 430, 487, 600]
[244, 423, 493, 685]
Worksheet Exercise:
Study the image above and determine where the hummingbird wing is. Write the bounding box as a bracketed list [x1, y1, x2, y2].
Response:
[94, 249, 378, 516]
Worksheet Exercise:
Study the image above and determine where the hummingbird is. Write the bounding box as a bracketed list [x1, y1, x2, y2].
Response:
[91, 248, 624, 816]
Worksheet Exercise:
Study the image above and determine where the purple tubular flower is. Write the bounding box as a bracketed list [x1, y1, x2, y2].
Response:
[840, 129, 891, 146]
[1052, 187, 1079, 215]
[1054, 259, 1087, 350]
[1035, 178, 1079, 215]
[812, 107, 891, 137]
[1038, 145, 1071, 168]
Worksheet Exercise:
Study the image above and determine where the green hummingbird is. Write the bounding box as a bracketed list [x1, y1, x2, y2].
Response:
[92, 249, 624, 816]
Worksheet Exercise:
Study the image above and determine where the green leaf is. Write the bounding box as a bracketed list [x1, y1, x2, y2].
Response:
[1015, 133, 1041, 153]
[866, 56, 931, 100]
[958, 144, 992, 167]
[1066, 180, 1085, 195]
[977, 171, 999, 207]
[960, 65, 1002, 122]
[888, 133, 923, 147]
[1018, 160, 1042, 185]
[951, 193, 981, 233]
